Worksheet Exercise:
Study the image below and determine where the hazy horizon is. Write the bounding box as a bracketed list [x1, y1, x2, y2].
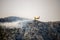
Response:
[0, 0, 60, 22]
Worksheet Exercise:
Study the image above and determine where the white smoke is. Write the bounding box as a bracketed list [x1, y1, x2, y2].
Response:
[0, 20, 33, 28]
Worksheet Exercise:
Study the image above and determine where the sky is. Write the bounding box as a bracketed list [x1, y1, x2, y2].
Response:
[0, 0, 60, 22]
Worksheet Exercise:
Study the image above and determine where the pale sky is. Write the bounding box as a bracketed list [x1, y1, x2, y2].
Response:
[0, 0, 60, 22]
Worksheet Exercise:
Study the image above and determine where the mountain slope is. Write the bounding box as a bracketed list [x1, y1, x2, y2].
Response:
[0, 16, 60, 40]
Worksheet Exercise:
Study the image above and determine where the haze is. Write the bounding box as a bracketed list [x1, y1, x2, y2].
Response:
[0, 0, 60, 22]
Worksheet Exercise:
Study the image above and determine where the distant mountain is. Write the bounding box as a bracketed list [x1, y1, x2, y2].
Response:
[0, 16, 29, 22]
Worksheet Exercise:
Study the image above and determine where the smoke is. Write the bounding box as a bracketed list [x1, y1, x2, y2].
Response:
[0, 20, 33, 28]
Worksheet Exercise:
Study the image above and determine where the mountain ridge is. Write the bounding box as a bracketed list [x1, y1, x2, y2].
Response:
[0, 16, 30, 22]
